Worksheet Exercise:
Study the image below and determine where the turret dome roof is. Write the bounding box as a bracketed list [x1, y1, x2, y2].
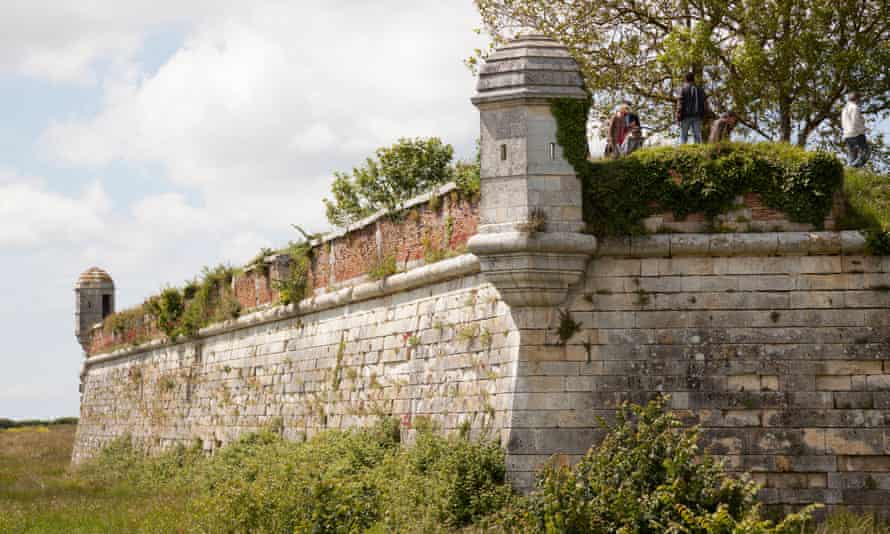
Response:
[76, 267, 114, 288]
[472, 33, 587, 105]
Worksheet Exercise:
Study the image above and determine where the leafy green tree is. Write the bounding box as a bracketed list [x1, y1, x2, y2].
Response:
[474, 0, 890, 147]
[324, 137, 456, 227]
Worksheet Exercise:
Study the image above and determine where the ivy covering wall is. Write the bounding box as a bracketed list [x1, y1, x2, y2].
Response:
[550, 98, 845, 236]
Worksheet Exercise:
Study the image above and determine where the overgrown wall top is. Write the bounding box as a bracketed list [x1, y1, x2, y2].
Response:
[85, 184, 479, 356]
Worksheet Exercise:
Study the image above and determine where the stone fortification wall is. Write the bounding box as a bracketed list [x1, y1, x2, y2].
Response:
[505, 231, 890, 518]
[74, 255, 518, 463]
[74, 32, 890, 519]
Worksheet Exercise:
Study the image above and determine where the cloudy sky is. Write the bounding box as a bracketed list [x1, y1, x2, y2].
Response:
[1, 1, 487, 419]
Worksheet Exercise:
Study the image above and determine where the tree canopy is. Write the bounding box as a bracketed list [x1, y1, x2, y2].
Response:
[324, 137, 456, 227]
[324, 137, 480, 227]
[474, 0, 890, 152]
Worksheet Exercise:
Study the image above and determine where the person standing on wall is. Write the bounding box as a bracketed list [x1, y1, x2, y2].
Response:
[709, 111, 738, 143]
[607, 103, 630, 158]
[842, 92, 870, 168]
[677, 72, 708, 144]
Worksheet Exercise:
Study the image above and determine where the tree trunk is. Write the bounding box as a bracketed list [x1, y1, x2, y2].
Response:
[778, 4, 793, 143]
[779, 97, 793, 143]
[797, 125, 811, 147]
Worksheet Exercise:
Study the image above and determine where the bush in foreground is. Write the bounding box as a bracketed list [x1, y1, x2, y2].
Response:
[499, 397, 816, 533]
[65, 400, 857, 532]
[76, 419, 511, 533]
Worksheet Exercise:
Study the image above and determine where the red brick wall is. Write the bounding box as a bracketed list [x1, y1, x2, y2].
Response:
[651, 192, 844, 226]
[86, 189, 480, 356]
[332, 224, 378, 283]
[743, 193, 787, 221]
[86, 312, 159, 355]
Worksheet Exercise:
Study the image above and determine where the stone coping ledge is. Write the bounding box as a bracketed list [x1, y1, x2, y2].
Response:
[82, 230, 870, 370]
[597, 231, 867, 258]
[469, 231, 598, 255]
[312, 182, 459, 245]
[83, 253, 482, 370]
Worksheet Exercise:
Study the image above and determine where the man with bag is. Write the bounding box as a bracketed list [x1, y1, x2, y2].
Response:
[677, 72, 708, 144]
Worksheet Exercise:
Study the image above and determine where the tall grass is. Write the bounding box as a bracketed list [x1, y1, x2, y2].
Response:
[2, 418, 888, 533]
[1, 421, 511, 533]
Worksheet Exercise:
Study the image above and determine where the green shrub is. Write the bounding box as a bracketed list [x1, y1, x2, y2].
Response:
[276, 239, 313, 305]
[146, 287, 184, 339]
[142, 265, 240, 339]
[388, 425, 511, 530]
[77, 435, 202, 489]
[69, 404, 846, 533]
[324, 137, 457, 227]
[814, 510, 890, 533]
[455, 160, 481, 199]
[368, 254, 399, 280]
[522, 396, 816, 533]
[550, 98, 844, 236]
[189, 426, 396, 533]
[72, 418, 509, 533]
[841, 167, 890, 254]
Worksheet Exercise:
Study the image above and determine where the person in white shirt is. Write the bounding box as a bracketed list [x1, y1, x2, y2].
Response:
[842, 92, 870, 168]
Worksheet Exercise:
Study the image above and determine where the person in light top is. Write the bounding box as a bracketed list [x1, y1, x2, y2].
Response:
[709, 111, 738, 144]
[842, 92, 870, 168]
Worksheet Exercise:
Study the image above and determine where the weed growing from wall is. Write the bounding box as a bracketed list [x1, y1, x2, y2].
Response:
[331, 335, 346, 391]
[514, 207, 547, 234]
[130, 265, 242, 342]
[555, 309, 582, 345]
[368, 254, 399, 281]
[276, 241, 312, 305]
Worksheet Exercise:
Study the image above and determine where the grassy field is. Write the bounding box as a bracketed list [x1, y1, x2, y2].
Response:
[2, 423, 889, 533]
[0, 425, 188, 533]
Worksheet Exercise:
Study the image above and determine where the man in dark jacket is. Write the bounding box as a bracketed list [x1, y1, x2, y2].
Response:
[677, 72, 707, 144]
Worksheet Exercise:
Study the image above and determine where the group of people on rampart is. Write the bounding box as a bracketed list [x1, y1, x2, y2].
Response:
[606, 72, 871, 168]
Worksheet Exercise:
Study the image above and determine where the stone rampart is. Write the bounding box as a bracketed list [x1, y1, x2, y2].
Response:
[74, 230, 890, 517]
[506, 231, 890, 518]
[73, 33, 890, 518]
[74, 254, 516, 463]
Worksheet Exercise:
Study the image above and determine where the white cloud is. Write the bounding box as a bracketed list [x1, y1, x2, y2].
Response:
[42, 2, 485, 236]
[132, 192, 212, 232]
[0, 177, 110, 246]
[0, 0, 235, 84]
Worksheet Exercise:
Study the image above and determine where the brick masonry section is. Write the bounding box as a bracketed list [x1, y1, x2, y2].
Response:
[84, 187, 479, 356]
[643, 191, 847, 233]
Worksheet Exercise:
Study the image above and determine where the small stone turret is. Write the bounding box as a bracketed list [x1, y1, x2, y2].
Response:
[468, 33, 597, 307]
[75, 267, 115, 350]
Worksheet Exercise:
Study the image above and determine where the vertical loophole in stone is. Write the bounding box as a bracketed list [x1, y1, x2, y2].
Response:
[549, 142, 557, 160]
[500, 144, 507, 161]
[102, 294, 112, 318]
